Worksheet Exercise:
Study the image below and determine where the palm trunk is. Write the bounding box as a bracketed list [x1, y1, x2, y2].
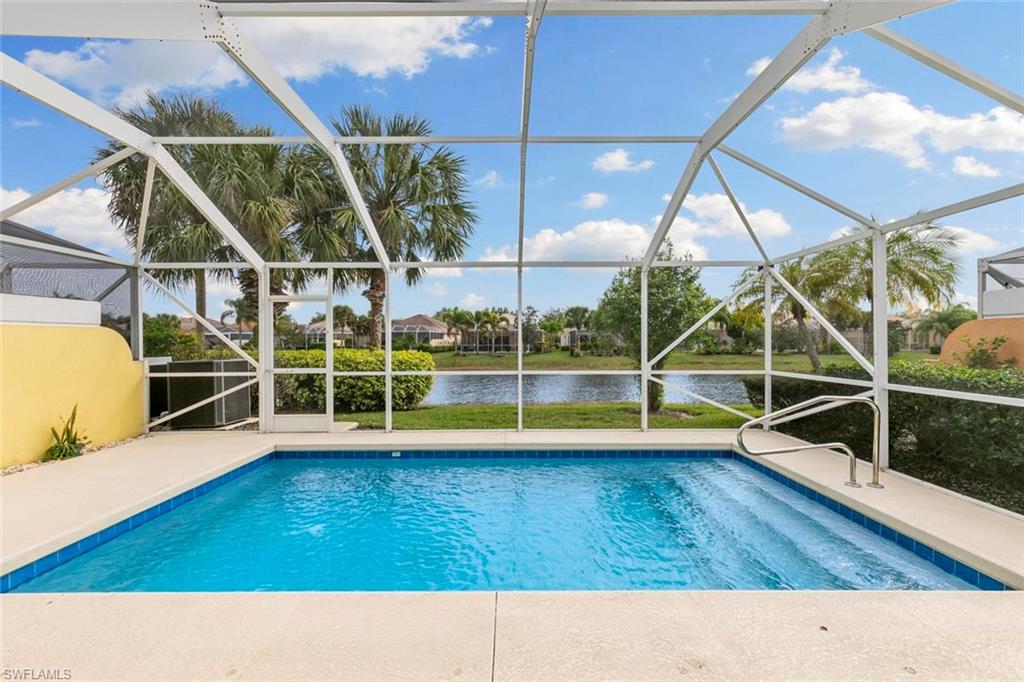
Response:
[194, 269, 207, 321]
[795, 313, 821, 373]
[362, 269, 386, 349]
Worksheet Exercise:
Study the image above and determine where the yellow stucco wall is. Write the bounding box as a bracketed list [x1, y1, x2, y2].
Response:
[1, 324, 143, 467]
[940, 318, 1024, 369]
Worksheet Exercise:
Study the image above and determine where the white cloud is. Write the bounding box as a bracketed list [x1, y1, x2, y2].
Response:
[779, 93, 1024, 169]
[952, 155, 1001, 178]
[747, 48, 872, 94]
[23, 17, 491, 106]
[459, 292, 486, 309]
[944, 226, 1003, 253]
[573, 192, 609, 209]
[24, 41, 247, 107]
[1, 185, 125, 252]
[681, 193, 791, 239]
[593, 149, 654, 174]
[483, 218, 708, 262]
[425, 282, 449, 296]
[475, 170, 504, 188]
[10, 117, 42, 128]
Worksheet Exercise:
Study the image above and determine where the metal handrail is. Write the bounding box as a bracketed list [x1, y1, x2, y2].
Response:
[737, 395, 883, 489]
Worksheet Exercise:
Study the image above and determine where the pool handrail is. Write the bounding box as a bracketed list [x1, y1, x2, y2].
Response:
[736, 395, 883, 489]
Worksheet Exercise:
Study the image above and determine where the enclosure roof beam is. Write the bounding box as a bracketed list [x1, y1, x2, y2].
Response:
[210, 16, 392, 269]
[0, 53, 265, 269]
[516, 0, 547, 272]
[707, 155, 770, 263]
[717, 145, 879, 229]
[0, 147, 135, 222]
[882, 183, 1024, 234]
[642, 1, 946, 267]
[864, 25, 1024, 114]
[151, 135, 702, 145]
[219, 0, 832, 19]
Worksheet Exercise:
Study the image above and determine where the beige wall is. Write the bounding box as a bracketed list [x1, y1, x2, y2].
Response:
[1, 324, 143, 467]
[939, 318, 1024, 368]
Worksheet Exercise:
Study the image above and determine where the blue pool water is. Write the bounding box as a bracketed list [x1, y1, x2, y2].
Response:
[13, 457, 974, 592]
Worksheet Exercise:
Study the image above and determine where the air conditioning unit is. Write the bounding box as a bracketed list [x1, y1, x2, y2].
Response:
[166, 359, 252, 428]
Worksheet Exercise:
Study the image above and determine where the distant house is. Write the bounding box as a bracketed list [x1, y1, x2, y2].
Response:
[392, 314, 456, 347]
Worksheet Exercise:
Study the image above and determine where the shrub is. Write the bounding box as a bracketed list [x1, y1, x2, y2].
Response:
[743, 360, 1024, 512]
[44, 405, 89, 461]
[953, 335, 1016, 369]
[929, 345, 942, 355]
[272, 348, 434, 413]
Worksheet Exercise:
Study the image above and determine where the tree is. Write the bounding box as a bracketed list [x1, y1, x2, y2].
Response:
[437, 307, 474, 350]
[739, 221, 961, 372]
[220, 297, 256, 337]
[592, 242, 711, 411]
[915, 304, 977, 341]
[539, 311, 566, 352]
[296, 105, 478, 348]
[563, 306, 590, 351]
[97, 93, 343, 319]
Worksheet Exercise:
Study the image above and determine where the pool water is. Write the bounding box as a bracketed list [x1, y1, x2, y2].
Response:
[14, 457, 973, 592]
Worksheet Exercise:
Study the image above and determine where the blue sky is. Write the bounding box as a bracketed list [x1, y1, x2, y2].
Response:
[2, 1, 1021, 321]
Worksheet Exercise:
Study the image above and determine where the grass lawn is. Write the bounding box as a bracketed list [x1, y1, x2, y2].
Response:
[429, 349, 933, 373]
[338, 402, 762, 430]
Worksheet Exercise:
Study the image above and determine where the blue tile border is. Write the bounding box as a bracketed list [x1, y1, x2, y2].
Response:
[0, 448, 1011, 593]
[0, 454, 273, 593]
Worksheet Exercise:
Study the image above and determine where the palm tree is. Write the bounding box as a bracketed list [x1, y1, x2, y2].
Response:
[294, 105, 478, 348]
[563, 306, 590, 351]
[220, 297, 256, 338]
[97, 93, 346, 318]
[539, 317, 565, 353]
[98, 94, 239, 318]
[438, 307, 473, 350]
[739, 221, 961, 372]
[915, 304, 976, 342]
[472, 310, 488, 353]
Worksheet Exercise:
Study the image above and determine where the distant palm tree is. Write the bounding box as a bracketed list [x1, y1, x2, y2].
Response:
[294, 105, 478, 348]
[916, 304, 976, 342]
[438, 307, 473, 350]
[220, 297, 256, 338]
[563, 306, 590, 351]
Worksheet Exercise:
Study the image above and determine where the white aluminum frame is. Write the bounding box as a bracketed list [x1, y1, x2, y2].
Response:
[3, 0, 1021, 441]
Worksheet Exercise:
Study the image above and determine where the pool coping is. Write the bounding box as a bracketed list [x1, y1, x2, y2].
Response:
[1, 444, 1015, 593]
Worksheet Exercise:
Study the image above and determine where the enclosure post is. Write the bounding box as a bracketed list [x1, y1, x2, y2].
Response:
[871, 228, 890, 470]
[384, 269, 393, 433]
[763, 267, 772, 430]
[977, 260, 987, 319]
[640, 264, 649, 431]
[258, 264, 273, 433]
[129, 267, 143, 361]
[325, 267, 334, 431]
[517, 266, 524, 431]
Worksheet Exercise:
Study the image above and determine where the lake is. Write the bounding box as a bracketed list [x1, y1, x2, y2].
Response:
[423, 373, 751, 406]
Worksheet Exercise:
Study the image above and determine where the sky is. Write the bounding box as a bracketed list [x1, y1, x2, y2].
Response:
[1, 1, 1021, 323]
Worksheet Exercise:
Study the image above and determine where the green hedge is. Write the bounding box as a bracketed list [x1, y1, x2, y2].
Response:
[743, 360, 1024, 513]
[271, 349, 434, 413]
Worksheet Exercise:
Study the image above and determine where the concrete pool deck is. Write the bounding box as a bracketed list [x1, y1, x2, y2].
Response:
[2, 430, 1023, 680]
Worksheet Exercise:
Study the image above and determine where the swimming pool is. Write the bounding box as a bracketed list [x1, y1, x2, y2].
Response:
[7, 450, 989, 592]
